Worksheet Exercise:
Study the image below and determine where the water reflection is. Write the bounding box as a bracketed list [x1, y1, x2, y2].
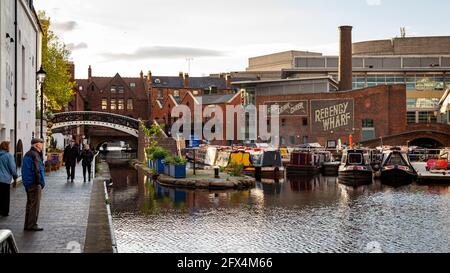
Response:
[109, 164, 450, 253]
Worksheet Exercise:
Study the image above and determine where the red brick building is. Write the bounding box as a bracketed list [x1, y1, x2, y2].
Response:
[232, 77, 407, 147]
[67, 66, 150, 147]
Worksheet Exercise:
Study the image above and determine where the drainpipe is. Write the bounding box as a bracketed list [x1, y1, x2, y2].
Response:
[14, 0, 18, 160]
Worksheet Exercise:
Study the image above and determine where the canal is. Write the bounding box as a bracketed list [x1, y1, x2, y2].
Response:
[108, 161, 449, 253]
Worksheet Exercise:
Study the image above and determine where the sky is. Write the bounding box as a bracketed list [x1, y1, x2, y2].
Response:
[34, 0, 450, 79]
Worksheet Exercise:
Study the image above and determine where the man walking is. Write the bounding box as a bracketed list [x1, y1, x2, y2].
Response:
[63, 140, 79, 183]
[22, 138, 46, 232]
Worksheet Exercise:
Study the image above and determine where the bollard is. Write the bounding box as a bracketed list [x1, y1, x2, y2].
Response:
[214, 167, 220, 179]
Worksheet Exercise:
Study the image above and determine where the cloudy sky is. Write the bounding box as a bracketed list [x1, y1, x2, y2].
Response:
[35, 0, 450, 79]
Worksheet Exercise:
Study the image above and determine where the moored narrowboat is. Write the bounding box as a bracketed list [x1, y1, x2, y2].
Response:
[338, 149, 373, 186]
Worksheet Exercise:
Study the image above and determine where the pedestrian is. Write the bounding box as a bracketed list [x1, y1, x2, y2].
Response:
[79, 144, 94, 183]
[63, 139, 79, 183]
[22, 138, 46, 231]
[0, 141, 18, 217]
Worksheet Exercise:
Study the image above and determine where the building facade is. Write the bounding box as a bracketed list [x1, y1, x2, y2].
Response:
[0, 0, 41, 166]
[233, 78, 407, 147]
[66, 66, 150, 149]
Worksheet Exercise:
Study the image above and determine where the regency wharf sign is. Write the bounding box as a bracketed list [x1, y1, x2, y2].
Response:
[311, 99, 354, 133]
[265, 101, 308, 116]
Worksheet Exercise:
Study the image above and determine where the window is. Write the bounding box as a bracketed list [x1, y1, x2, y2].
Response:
[21, 46, 26, 99]
[348, 153, 363, 165]
[118, 86, 125, 93]
[281, 119, 286, 127]
[362, 119, 374, 128]
[407, 98, 417, 108]
[102, 99, 108, 110]
[111, 99, 117, 110]
[158, 89, 163, 99]
[280, 137, 286, 146]
[193, 90, 199, 96]
[303, 136, 309, 144]
[209, 86, 218, 94]
[407, 112, 416, 124]
[289, 136, 296, 145]
[111, 85, 116, 93]
[118, 99, 125, 110]
[302, 118, 308, 126]
[127, 99, 134, 110]
[419, 111, 437, 123]
[173, 90, 180, 97]
[130, 82, 136, 88]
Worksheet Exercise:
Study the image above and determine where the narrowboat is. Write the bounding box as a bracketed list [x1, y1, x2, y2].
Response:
[286, 151, 322, 175]
[338, 149, 373, 186]
[380, 149, 417, 185]
[251, 150, 284, 180]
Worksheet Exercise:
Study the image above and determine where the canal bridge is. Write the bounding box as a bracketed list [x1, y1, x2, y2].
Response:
[360, 124, 450, 148]
[50, 112, 176, 161]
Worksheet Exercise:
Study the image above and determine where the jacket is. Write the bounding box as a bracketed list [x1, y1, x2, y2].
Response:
[0, 150, 18, 184]
[22, 147, 45, 190]
[80, 149, 95, 166]
[63, 145, 80, 165]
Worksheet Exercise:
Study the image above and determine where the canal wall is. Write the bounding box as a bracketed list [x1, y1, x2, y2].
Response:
[84, 161, 117, 253]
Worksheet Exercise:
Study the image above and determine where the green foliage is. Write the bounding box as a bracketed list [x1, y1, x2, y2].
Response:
[38, 11, 76, 111]
[141, 122, 165, 158]
[149, 147, 170, 160]
[229, 163, 244, 177]
[164, 156, 187, 166]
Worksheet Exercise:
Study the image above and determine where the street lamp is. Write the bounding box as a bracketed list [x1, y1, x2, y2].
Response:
[37, 66, 47, 139]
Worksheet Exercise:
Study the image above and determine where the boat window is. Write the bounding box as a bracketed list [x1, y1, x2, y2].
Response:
[348, 153, 363, 165]
[387, 154, 405, 165]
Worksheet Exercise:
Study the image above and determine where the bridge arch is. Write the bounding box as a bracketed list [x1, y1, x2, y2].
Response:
[50, 111, 140, 137]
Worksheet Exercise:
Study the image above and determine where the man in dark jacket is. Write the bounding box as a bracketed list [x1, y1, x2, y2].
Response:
[79, 144, 95, 182]
[22, 138, 46, 232]
[63, 140, 80, 183]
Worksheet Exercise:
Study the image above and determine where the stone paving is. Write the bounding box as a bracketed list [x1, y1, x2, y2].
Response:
[0, 164, 93, 253]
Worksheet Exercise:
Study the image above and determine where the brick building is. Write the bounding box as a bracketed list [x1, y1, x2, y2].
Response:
[66, 66, 150, 148]
[232, 78, 406, 147]
[150, 72, 252, 145]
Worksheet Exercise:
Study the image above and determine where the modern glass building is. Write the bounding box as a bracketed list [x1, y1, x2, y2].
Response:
[283, 54, 450, 125]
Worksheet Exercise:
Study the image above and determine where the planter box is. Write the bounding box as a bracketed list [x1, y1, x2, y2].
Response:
[154, 159, 165, 174]
[169, 164, 187, 179]
[164, 165, 170, 176]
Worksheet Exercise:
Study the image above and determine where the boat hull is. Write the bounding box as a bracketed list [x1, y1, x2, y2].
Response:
[380, 168, 417, 186]
[338, 170, 373, 186]
[286, 165, 321, 175]
[322, 162, 340, 176]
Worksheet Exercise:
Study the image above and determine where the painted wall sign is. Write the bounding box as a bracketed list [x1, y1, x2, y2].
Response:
[265, 101, 308, 116]
[311, 99, 354, 133]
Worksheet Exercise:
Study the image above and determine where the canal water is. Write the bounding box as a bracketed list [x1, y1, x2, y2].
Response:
[108, 163, 449, 253]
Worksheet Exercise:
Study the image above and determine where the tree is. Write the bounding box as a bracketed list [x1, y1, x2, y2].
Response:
[38, 11, 75, 111]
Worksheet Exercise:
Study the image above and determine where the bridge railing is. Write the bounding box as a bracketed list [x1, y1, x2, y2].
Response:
[52, 111, 140, 130]
[0, 230, 19, 253]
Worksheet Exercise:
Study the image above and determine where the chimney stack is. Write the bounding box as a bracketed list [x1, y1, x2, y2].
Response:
[147, 71, 153, 84]
[88, 65, 92, 82]
[183, 73, 190, 88]
[140, 70, 144, 79]
[338, 26, 353, 91]
[226, 74, 231, 88]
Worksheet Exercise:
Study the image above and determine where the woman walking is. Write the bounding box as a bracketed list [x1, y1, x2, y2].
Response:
[80, 144, 95, 183]
[0, 141, 18, 217]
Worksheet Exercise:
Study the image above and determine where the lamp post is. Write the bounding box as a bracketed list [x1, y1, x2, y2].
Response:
[37, 66, 47, 139]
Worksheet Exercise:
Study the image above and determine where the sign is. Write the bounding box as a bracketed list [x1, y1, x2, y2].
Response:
[311, 99, 354, 133]
[265, 101, 308, 116]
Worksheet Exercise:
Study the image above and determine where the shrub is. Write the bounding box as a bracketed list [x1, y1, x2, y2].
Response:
[149, 147, 170, 160]
[164, 156, 187, 166]
[229, 163, 244, 177]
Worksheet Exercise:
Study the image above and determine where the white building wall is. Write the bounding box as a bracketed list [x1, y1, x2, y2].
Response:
[1, 0, 40, 163]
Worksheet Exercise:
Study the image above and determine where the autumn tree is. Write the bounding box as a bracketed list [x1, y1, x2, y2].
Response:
[38, 11, 75, 112]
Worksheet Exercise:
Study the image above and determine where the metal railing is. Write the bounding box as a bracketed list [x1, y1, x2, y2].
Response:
[0, 230, 19, 253]
[92, 152, 100, 179]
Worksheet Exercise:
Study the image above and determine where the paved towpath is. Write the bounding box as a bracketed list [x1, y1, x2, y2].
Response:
[0, 164, 93, 253]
